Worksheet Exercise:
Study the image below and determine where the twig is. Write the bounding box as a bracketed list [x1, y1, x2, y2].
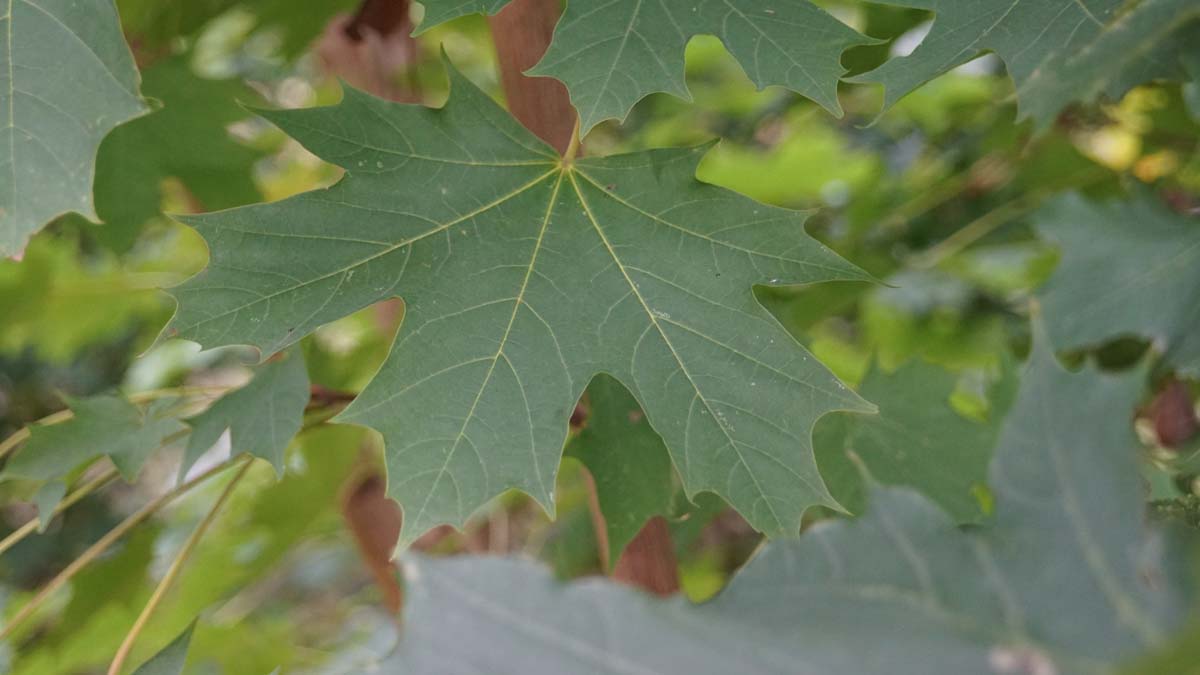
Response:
[107, 459, 253, 675]
[0, 456, 249, 642]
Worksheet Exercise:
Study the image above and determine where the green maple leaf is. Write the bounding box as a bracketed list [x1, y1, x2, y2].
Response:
[166, 62, 873, 547]
[92, 55, 265, 252]
[815, 358, 1012, 523]
[851, 0, 1200, 127]
[0, 0, 148, 256]
[3, 395, 186, 484]
[182, 350, 310, 479]
[1035, 193, 1200, 376]
[392, 332, 1188, 674]
[565, 374, 677, 566]
[417, 0, 875, 133]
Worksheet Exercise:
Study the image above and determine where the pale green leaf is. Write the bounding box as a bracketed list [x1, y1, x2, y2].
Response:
[182, 350, 310, 478]
[418, 0, 875, 133]
[1035, 193, 1200, 375]
[167, 63, 872, 547]
[392, 331, 1188, 674]
[0, 0, 148, 256]
[3, 395, 186, 483]
[565, 374, 677, 566]
[851, 0, 1200, 127]
[815, 358, 1004, 523]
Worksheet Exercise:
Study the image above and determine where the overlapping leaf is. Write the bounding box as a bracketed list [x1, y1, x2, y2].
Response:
[565, 374, 677, 566]
[3, 395, 185, 484]
[1035, 193, 1200, 376]
[92, 56, 265, 252]
[0, 0, 148, 256]
[392, 334, 1189, 674]
[182, 350, 310, 478]
[166, 63, 872, 547]
[852, 0, 1200, 126]
[417, 0, 874, 133]
[815, 358, 1010, 523]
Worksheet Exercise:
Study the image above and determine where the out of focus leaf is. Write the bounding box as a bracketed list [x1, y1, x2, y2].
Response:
[815, 358, 1010, 523]
[3, 395, 185, 484]
[1035, 193, 1200, 375]
[853, 0, 1200, 127]
[182, 350, 309, 478]
[131, 623, 193, 675]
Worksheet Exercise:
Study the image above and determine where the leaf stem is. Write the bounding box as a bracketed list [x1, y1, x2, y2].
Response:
[0, 456, 249, 642]
[0, 468, 121, 557]
[106, 458, 253, 675]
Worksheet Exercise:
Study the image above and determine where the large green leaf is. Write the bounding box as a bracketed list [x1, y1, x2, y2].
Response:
[391, 332, 1188, 674]
[166, 63, 872, 547]
[815, 358, 1008, 523]
[181, 350, 310, 478]
[417, 0, 875, 133]
[565, 374, 677, 566]
[0, 0, 147, 256]
[852, 0, 1200, 127]
[1035, 193, 1200, 376]
[3, 395, 185, 483]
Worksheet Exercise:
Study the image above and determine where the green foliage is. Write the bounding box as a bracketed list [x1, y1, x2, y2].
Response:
[815, 358, 1011, 523]
[168, 63, 873, 545]
[422, 0, 874, 132]
[182, 351, 309, 477]
[391, 333, 1188, 673]
[0, 0, 147, 256]
[853, 0, 1200, 126]
[2, 0, 1199, 672]
[1036, 192, 1200, 375]
[4, 395, 184, 484]
[565, 375, 677, 565]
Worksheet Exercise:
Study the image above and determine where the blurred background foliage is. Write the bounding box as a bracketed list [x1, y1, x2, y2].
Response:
[1, 0, 1198, 672]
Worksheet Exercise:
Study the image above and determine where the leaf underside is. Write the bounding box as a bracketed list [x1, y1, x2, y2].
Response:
[0, 0, 147, 256]
[392, 332, 1188, 674]
[418, 0, 875, 133]
[167, 62, 873, 547]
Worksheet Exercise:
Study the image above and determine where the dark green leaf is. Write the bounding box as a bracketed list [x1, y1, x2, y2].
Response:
[167, 63, 872, 546]
[815, 358, 1005, 523]
[565, 375, 676, 565]
[182, 350, 310, 478]
[1035, 193, 1200, 375]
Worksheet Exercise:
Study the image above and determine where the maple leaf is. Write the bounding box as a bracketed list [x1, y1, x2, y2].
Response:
[417, 0, 875, 133]
[815, 358, 1014, 523]
[1035, 193, 1200, 376]
[0, 0, 148, 256]
[852, 0, 1200, 127]
[390, 330, 1189, 674]
[182, 350, 310, 479]
[167, 62, 873, 547]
